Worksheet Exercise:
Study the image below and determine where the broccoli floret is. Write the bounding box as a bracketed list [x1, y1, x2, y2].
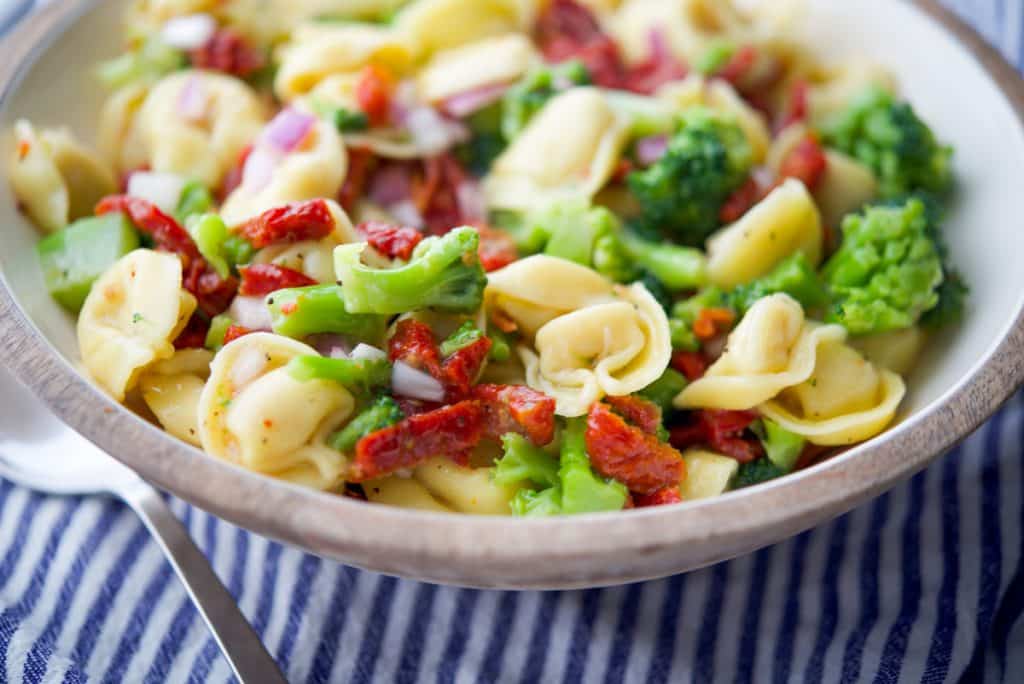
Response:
[627, 107, 753, 245]
[753, 419, 805, 473]
[821, 87, 953, 199]
[729, 253, 830, 315]
[333, 227, 487, 315]
[287, 356, 392, 394]
[507, 418, 629, 517]
[455, 103, 505, 176]
[97, 37, 186, 90]
[639, 369, 688, 413]
[501, 60, 591, 141]
[439, 321, 484, 357]
[822, 199, 944, 335]
[732, 458, 787, 489]
[668, 287, 730, 351]
[328, 396, 405, 453]
[921, 269, 968, 328]
[494, 434, 561, 489]
[619, 233, 708, 292]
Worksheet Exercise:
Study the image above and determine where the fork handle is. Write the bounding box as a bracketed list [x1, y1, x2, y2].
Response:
[120, 482, 288, 684]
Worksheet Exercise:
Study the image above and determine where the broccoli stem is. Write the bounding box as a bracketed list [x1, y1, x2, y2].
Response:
[286, 356, 392, 394]
[328, 396, 405, 453]
[268, 285, 388, 342]
[558, 418, 630, 515]
[619, 233, 708, 291]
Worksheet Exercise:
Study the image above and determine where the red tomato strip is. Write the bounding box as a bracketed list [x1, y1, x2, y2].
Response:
[669, 410, 764, 464]
[442, 337, 493, 398]
[354, 64, 395, 127]
[474, 224, 519, 272]
[388, 319, 443, 377]
[604, 395, 663, 436]
[96, 195, 199, 259]
[778, 134, 829, 192]
[173, 314, 210, 350]
[339, 147, 376, 212]
[536, 0, 626, 89]
[183, 259, 238, 317]
[238, 264, 317, 296]
[585, 403, 685, 495]
[223, 324, 253, 345]
[190, 28, 265, 78]
[778, 79, 810, 131]
[350, 401, 485, 481]
[358, 221, 424, 261]
[472, 384, 557, 446]
[671, 351, 709, 381]
[719, 176, 762, 224]
[413, 154, 469, 235]
[235, 199, 335, 249]
[221, 144, 251, 201]
[633, 486, 683, 507]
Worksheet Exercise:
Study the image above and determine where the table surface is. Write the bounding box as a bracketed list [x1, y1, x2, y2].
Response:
[3, 1, 1024, 682]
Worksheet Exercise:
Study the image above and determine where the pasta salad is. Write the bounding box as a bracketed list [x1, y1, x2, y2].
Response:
[7, 0, 964, 515]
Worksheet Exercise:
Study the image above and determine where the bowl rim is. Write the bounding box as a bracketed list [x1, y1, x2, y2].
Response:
[1, 0, 1023, 589]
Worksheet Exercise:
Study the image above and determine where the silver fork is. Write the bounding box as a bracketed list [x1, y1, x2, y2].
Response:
[0, 366, 287, 683]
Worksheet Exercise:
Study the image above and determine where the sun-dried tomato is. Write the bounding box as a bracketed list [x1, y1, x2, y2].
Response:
[358, 221, 424, 261]
[624, 31, 687, 95]
[388, 319, 443, 377]
[605, 395, 663, 436]
[585, 402, 685, 495]
[669, 409, 764, 464]
[778, 134, 829, 192]
[183, 258, 239, 317]
[716, 45, 758, 88]
[412, 154, 468, 235]
[633, 486, 683, 507]
[223, 324, 253, 345]
[238, 264, 317, 297]
[349, 401, 486, 481]
[778, 79, 810, 131]
[173, 314, 209, 350]
[340, 147, 377, 212]
[95, 195, 199, 260]
[190, 28, 265, 78]
[354, 64, 395, 127]
[235, 199, 335, 249]
[693, 308, 735, 341]
[442, 337, 492, 398]
[472, 384, 557, 446]
[671, 351, 709, 381]
[221, 144, 251, 201]
[719, 176, 762, 224]
[473, 224, 518, 272]
[536, 0, 627, 88]
[395, 398, 445, 417]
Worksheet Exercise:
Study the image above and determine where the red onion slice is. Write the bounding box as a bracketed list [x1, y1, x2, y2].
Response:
[261, 108, 316, 154]
[388, 200, 425, 229]
[228, 296, 273, 331]
[441, 82, 510, 118]
[177, 75, 210, 123]
[405, 107, 471, 155]
[351, 343, 387, 362]
[368, 163, 414, 206]
[455, 180, 487, 222]
[240, 145, 281, 192]
[636, 134, 669, 165]
[392, 361, 445, 402]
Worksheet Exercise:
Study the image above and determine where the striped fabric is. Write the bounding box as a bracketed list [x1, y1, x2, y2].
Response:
[2, 1, 1024, 682]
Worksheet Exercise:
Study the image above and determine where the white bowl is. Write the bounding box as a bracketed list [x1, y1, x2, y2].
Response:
[1, 0, 1023, 589]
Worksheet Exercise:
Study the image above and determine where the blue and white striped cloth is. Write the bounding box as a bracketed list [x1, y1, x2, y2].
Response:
[3, 1, 1024, 681]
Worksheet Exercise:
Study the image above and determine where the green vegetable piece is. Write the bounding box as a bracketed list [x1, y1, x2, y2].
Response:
[668, 287, 729, 351]
[333, 227, 486, 314]
[619, 233, 708, 291]
[592, 233, 641, 284]
[822, 199, 944, 335]
[501, 60, 591, 141]
[455, 103, 506, 175]
[510, 487, 563, 517]
[541, 200, 611, 265]
[186, 213, 232, 279]
[732, 458, 787, 489]
[490, 210, 550, 255]
[287, 356, 392, 394]
[36, 213, 140, 312]
[494, 433, 561, 489]
[329, 396, 405, 453]
[821, 86, 953, 199]
[175, 181, 214, 223]
[603, 90, 677, 137]
[97, 37, 186, 90]
[222, 235, 255, 269]
[439, 321, 483, 357]
[639, 369, 688, 413]
[488, 327, 513, 362]
[728, 252, 829, 314]
[558, 417, 629, 515]
[268, 284, 388, 342]
[756, 419, 805, 473]
[669, 318, 700, 352]
[311, 99, 370, 132]
[628, 107, 753, 245]
[205, 314, 233, 351]
[696, 40, 737, 75]
[921, 268, 968, 328]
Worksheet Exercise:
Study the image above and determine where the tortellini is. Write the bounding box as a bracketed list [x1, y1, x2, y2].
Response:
[78, 249, 197, 401]
[804, 60, 897, 122]
[657, 76, 771, 163]
[9, 121, 117, 233]
[140, 348, 213, 446]
[413, 457, 519, 514]
[364, 475, 454, 512]
[98, 85, 151, 175]
[274, 23, 413, 102]
[705, 178, 824, 288]
[136, 71, 267, 189]
[394, 0, 536, 57]
[417, 34, 537, 103]
[760, 342, 907, 446]
[674, 294, 846, 411]
[851, 327, 927, 376]
[198, 333, 355, 489]
[251, 202, 359, 281]
[483, 87, 629, 211]
[219, 119, 347, 226]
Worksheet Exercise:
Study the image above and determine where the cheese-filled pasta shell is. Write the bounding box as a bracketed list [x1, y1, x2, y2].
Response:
[674, 294, 847, 411]
[394, 0, 535, 57]
[612, 0, 748, 65]
[417, 34, 537, 103]
[850, 326, 927, 376]
[364, 476, 454, 512]
[220, 120, 347, 226]
[414, 457, 519, 514]
[485, 255, 615, 337]
[251, 202, 359, 282]
[806, 60, 897, 122]
[274, 23, 413, 101]
[657, 76, 771, 163]
[706, 179, 823, 288]
[9, 121, 118, 233]
[78, 249, 197, 401]
[137, 71, 267, 190]
[483, 87, 629, 211]
[524, 283, 671, 417]
[140, 349, 213, 447]
[98, 85, 151, 175]
[199, 333, 354, 486]
[760, 344, 907, 446]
